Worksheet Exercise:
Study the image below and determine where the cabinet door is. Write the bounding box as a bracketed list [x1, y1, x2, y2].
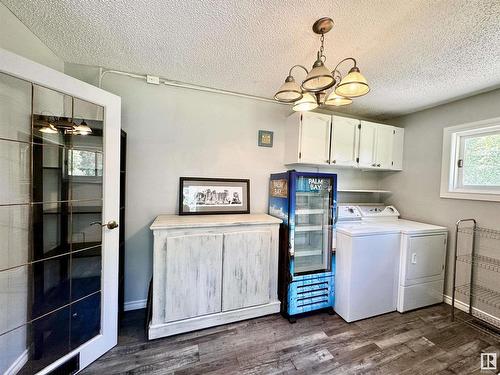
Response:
[165, 233, 223, 322]
[375, 124, 394, 169]
[299, 112, 331, 165]
[330, 116, 359, 167]
[222, 230, 271, 311]
[391, 127, 404, 170]
[358, 121, 377, 168]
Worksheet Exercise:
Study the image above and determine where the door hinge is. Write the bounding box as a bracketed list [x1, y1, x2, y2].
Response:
[391, 161, 394, 166]
[393, 130, 396, 134]
[457, 159, 464, 168]
[299, 152, 302, 159]
[356, 157, 359, 163]
[300, 114, 303, 122]
[358, 123, 361, 129]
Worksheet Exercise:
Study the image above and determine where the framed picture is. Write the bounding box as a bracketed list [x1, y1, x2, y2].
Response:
[258, 130, 273, 147]
[179, 177, 250, 215]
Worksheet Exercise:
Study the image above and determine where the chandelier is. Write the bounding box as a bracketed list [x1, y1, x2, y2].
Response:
[274, 17, 370, 111]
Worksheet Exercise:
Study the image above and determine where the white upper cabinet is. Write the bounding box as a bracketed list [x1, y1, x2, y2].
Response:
[358, 121, 378, 168]
[330, 116, 359, 167]
[285, 112, 331, 165]
[392, 127, 404, 170]
[375, 124, 394, 169]
[284, 113, 404, 171]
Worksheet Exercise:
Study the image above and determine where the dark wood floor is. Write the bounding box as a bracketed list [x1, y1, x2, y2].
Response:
[82, 304, 500, 374]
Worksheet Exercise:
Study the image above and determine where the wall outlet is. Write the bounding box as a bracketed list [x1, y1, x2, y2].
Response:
[146, 75, 160, 85]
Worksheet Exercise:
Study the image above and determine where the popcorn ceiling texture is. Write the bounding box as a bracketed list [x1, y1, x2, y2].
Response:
[3, 0, 500, 119]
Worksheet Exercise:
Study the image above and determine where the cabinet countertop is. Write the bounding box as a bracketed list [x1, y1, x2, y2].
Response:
[150, 213, 282, 230]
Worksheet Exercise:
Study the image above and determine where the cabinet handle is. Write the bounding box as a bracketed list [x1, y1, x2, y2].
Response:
[371, 163, 377, 167]
[332, 160, 336, 164]
[377, 164, 381, 167]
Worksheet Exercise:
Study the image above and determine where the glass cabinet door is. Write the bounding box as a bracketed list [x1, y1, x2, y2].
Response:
[293, 176, 333, 274]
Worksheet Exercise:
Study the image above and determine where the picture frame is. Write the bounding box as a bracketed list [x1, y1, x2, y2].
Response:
[179, 177, 250, 215]
[258, 130, 273, 147]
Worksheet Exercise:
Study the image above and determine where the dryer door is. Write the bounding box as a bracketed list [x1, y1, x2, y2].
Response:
[402, 234, 447, 286]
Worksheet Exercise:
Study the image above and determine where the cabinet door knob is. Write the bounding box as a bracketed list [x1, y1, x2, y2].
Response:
[371, 163, 377, 167]
[332, 160, 336, 164]
[377, 164, 381, 167]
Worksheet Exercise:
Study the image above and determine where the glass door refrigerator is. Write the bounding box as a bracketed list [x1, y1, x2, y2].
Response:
[269, 171, 337, 323]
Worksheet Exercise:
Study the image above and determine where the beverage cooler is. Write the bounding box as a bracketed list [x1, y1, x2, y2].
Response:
[269, 171, 337, 322]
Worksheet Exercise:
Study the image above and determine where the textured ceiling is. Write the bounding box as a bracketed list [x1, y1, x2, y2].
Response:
[3, 0, 500, 119]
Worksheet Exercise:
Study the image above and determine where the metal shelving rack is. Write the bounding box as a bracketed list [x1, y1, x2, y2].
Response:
[451, 219, 500, 338]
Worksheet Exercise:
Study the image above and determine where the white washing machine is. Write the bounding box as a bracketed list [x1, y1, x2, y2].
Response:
[334, 204, 447, 322]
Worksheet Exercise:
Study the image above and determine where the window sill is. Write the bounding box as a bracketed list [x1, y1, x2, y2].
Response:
[440, 190, 500, 202]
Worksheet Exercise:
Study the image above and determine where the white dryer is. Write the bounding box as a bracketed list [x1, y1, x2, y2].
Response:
[334, 204, 447, 322]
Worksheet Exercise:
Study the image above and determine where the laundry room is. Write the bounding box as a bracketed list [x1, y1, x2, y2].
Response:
[1, 1, 500, 374]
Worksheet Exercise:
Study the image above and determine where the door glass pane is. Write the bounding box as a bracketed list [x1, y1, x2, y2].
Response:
[294, 177, 332, 274]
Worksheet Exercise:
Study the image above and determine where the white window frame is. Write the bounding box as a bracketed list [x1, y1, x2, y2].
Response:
[440, 117, 500, 202]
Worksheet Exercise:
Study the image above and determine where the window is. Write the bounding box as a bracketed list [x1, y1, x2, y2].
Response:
[68, 149, 103, 177]
[441, 118, 500, 201]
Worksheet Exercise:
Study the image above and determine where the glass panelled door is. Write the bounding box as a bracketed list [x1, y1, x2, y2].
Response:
[293, 175, 333, 274]
[0, 65, 118, 375]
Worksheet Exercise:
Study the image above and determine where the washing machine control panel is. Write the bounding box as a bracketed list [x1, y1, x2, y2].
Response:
[358, 205, 400, 218]
[337, 205, 362, 220]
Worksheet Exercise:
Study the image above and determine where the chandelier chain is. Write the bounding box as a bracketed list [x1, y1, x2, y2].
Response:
[319, 33, 327, 62]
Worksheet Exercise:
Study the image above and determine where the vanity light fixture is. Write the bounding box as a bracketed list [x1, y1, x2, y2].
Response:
[274, 17, 370, 111]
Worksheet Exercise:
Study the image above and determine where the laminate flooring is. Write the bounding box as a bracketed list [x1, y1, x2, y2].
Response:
[82, 304, 500, 374]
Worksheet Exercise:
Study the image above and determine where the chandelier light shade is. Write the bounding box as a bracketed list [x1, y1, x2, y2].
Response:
[39, 122, 58, 134]
[273, 17, 370, 111]
[325, 92, 352, 106]
[292, 92, 318, 112]
[73, 119, 92, 135]
[274, 76, 303, 103]
[335, 67, 370, 98]
[301, 58, 335, 92]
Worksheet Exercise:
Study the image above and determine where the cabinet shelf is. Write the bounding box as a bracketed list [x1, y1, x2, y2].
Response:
[337, 189, 392, 194]
[295, 225, 323, 232]
[295, 209, 325, 215]
[294, 249, 323, 257]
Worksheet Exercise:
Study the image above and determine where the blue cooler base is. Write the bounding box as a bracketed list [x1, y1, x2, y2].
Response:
[287, 273, 335, 316]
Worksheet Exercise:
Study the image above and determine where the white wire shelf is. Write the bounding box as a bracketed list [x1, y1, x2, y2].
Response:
[455, 284, 500, 310]
[456, 254, 500, 273]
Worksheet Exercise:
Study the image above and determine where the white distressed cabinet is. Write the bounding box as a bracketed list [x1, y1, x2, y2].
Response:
[149, 214, 282, 339]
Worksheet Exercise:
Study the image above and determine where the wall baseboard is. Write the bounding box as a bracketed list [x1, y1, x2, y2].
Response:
[443, 294, 500, 327]
[5, 349, 28, 375]
[124, 299, 147, 311]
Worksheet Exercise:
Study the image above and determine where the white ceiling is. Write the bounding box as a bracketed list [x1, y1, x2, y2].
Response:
[3, 0, 500, 119]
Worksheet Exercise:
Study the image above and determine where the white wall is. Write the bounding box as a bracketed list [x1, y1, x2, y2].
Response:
[381, 88, 500, 295]
[0, 2, 64, 72]
[65, 63, 387, 306]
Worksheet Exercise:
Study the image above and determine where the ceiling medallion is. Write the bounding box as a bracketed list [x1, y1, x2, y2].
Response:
[274, 17, 370, 111]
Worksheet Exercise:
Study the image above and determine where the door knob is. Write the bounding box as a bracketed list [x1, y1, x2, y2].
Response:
[90, 220, 119, 229]
[104, 220, 119, 229]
